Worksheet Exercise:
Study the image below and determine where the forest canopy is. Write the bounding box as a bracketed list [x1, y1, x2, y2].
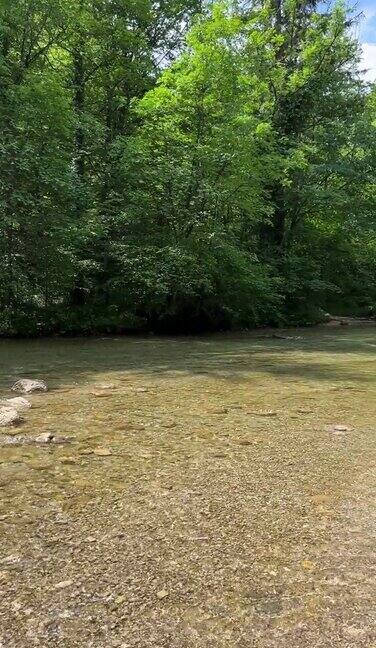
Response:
[1, 0, 376, 335]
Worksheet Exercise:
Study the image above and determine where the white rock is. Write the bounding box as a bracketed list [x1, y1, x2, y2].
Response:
[0, 407, 22, 427]
[35, 432, 54, 444]
[0, 397, 31, 411]
[11, 379, 48, 394]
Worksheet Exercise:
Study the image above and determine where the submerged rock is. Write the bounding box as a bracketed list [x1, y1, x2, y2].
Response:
[0, 432, 71, 446]
[79, 448, 94, 455]
[93, 447, 112, 456]
[327, 424, 352, 435]
[11, 379, 48, 393]
[0, 407, 22, 427]
[25, 459, 52, 471]
[156, 589, 169, 600]
[60, 456, 78, 465]
[51, 435, 71, 445]
[53, 580, 73, 590]
[35, 432, 54, 444]
[0, 397, 31, 411]
[272, 333, 302, 340]
[96, 383, 117, 390]
[0, 434, 27, 445]
[91, 391, 112, 398]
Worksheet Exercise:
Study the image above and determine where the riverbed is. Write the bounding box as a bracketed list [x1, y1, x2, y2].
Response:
[0, 327, 375, 647]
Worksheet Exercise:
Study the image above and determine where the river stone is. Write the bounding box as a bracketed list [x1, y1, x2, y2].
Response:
[91, 391, 111, 398]
[51, 435, 71, 445]
[0, 433, 70, 446]
[60, 457, 78, 465]
[334, 425, 349, 432]
[96, 383, 116, 390]
[11, 379, 48, 394]
[0, 397, 31, 411]
[93, 447, 112, 456]
[26, 459, 52, 471]
[53, 580, 73, 590]
[0, 407, 22, 427]
[35, 432, 54, 444]
[0, 435, 27, 445]
[156, 589, 169, 600]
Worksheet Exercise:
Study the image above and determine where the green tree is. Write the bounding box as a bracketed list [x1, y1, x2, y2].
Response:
[0, 0, 375, 334]
[0, 0, 75, 333]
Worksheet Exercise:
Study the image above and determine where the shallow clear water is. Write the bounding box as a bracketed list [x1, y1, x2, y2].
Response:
[0, 327, 375, 647]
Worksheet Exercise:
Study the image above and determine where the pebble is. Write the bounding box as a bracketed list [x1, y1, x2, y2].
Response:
[156, 589, 169, 600]
[53, 580, 73, 590]
[93, 447, 112, 457]
[328, 424, 351, 435]
[96, 383, 117, 390]
[91, 392, 112, 398]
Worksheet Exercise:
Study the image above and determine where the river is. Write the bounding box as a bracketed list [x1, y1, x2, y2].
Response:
[0, 327, 375, 646]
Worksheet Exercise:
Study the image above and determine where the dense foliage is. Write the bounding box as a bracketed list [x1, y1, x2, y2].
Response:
[1, 0, 376, 335]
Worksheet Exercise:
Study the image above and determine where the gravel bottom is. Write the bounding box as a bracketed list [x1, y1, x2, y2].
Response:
[0, 329, 375, 647]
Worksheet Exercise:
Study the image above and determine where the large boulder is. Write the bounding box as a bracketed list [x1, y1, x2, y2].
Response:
[0, 397, 31, 411]
[11, 379, 48, 394]
[0, 407, 22, 427]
